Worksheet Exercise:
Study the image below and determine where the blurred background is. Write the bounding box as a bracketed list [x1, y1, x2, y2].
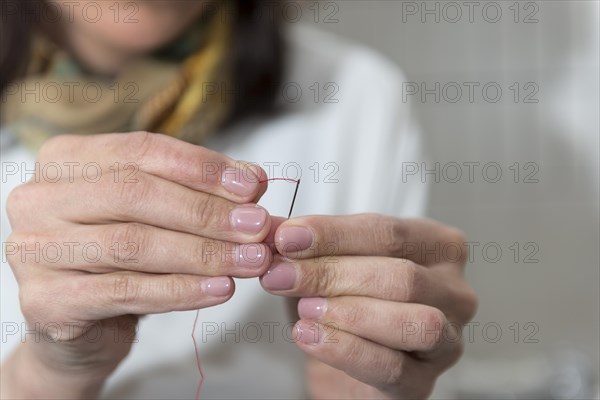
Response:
[302, 1, 599, 398]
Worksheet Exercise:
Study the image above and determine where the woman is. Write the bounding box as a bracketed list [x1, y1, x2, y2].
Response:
[0, 1, 477, 398]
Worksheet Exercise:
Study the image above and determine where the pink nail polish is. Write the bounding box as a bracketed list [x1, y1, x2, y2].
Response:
[262, 262, 297, 291]
[221, 167, 256, 197]
[277, 226, 313, 252]
[294, 321, 321, 345]
[202, 277, 231, 297]
[235, 244, 266, 269]
[231, 205, 267, 234]
[298, 298, 327, 320]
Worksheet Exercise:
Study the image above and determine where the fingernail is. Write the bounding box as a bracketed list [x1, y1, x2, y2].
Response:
[202, 277, 231, 297]
[262, 262, 297, 291]
[278, 226, 313, 252]
[298, 297, 327, 320]
[231, 205, 267, 234]
[221, 167, 257, 197]
[235, 244, 266, 269]
[294, 321, 321, 345]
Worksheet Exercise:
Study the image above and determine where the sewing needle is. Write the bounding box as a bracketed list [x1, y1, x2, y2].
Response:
[287, 179, 301, 219]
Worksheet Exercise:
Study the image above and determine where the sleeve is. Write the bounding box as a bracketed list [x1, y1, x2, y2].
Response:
[0, 132, 32, 364]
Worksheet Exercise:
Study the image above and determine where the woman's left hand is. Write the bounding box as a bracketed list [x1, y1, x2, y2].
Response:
[260, 214, 477, 399]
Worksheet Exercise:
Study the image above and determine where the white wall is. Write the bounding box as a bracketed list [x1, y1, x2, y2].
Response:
[307, 1, 599, 397]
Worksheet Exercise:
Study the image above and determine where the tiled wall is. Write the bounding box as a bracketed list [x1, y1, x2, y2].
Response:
[314, 1, 599, 396]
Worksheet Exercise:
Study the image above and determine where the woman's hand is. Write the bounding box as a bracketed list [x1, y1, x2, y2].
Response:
[3, 131, 272, 399]
[261, 214, 477, 399]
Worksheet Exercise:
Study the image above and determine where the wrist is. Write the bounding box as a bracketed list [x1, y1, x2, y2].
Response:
[2, 343, 108, 399]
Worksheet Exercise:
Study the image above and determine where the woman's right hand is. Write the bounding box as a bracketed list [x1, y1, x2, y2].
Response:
[2, 131, 272, 399]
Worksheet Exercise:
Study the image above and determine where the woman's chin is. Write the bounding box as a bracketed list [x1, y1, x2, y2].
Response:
[54, 0, 209, 55]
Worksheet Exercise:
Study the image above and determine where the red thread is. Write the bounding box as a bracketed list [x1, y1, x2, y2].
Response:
[191, 309, 204, 400]
[258, 177, 299, 183]
[192, 177, 300, 399]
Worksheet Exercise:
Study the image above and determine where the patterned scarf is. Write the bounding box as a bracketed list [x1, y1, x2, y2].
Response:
[1, 12, 231, 152]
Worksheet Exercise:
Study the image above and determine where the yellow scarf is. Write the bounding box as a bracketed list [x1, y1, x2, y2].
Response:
[1, 13, 231, 152]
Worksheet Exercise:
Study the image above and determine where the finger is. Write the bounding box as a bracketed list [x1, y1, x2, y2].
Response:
[260, 255, 477, 322]
[18, 172, 271, 243]
[260, 255, 445, 307]
[293, 320, 434, 398]
[239, 161, 269, 203]
[275, 214, 468, 266]
[9, 224, 272, 278]
[298, 296, 455, 354]
[22, 272, 235, 323]
[264, 216, 287, 252]
[36, 132, 268, 203]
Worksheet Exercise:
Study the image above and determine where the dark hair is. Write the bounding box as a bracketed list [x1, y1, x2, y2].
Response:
[0, 0, 284, 127]
[0, 0, 34, 92]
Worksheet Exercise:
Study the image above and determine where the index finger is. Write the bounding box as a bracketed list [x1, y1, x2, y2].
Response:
[274, 214, 468, 266]
[36, 131, 268, 203]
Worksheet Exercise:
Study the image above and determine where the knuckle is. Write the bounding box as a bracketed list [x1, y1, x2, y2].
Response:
[342, 337, 367, 367]
[380, 356, 404, 389]
[187, 194, 218, 229]
[6, 183, 33, 219]
[380, 260, 420, 302]
[371, 268, 393, 299]
[422, 307, 446, 330]
[305, 215, 345, 247]
[111, 274, 141, 305]
[303, 262, 338, 295]
[106, 223, 151, 264]
[164, 275, 195, 308]
[418, 307, 447, 350]
[118, 131, 156, 163]
[379, 216, 407, 255]
[445, 227, 468, 264]
[191, 239, 222, 271]
[331, 302, 362, 327]
[5, 232, 44, 269]
[114, 174, 152, 214]
[398, 260, 419, 301]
